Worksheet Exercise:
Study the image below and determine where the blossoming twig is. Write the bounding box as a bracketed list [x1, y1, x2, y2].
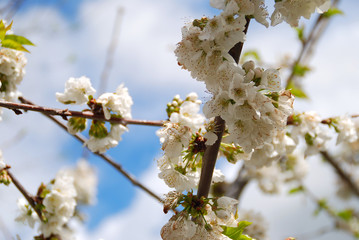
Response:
[6, 169, 45, 222]
[197, 19, 250, 198]
[0, 97, 165, 127]
[17, 97, 163, 203]
[285, 0, 340, 89]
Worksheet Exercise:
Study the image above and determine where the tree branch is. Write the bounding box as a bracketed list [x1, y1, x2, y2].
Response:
[98, 7, 125, 93]
[224, 165, 250, 200]
[320, 151, 359, 197]
[197, 18, 250, 199]
[0, 97, 165, 127]
[285, 0, 340, 89]
[6, 170, 45, 222]
[17, 97, 163, 204]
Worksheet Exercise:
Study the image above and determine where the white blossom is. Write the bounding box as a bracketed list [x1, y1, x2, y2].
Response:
[41, 170, 77, 238]
[237, 209, 268, 240]
[271, 0, 331, 27]
[56, 76, 96, 105]
[336, 115, 358, 144]
[0, 48, 27, 101]
[0, 150, 5, 170]
[67, 159, 98, 205]
[97, 84, 133, 120]
[86, 124, 128, 153]
[15, 198, 39, 229]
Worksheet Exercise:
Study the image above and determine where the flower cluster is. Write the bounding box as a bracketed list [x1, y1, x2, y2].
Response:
[157, 93, 225, 192]
[56, 77, 133, 153]
[271, 0, 331, 27]
[15, 159, 98, 239]
[0, 149, 11, 185]
[0, 48, 27, 120]
[161, 192, 252, 240]
[175, 0, 294, 167]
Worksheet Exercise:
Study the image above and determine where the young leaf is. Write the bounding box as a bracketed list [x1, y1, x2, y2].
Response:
[337, 209, 353, 222]
[241, 50, 261, 63]
[0, 20, 6, 41]
[322, 8, 344, 18]
[4, 34, 35, 46]
[286, 82, 308, 99]
[293, 63, 311, 77]
[288, 186, 304, 194]
[295, 26, 305, 43]
[221, 221, 255, 240]
[1, 39, 30, 52]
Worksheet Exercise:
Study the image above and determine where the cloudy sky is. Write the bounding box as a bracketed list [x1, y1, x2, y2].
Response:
[0, 0, 359, 239]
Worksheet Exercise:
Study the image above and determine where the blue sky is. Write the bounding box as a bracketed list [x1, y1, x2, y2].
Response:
[1, 0, 359, 239]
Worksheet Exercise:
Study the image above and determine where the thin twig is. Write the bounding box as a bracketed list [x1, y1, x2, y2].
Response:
[6, 170, 45, 222]
[98, 7, 125, 93]
[0, 98, 165, 127]
[197, 19, 250, 199]
[320, 151, 359, 197]
[17, 97, 163, 203]
[285, 0, 340, 89]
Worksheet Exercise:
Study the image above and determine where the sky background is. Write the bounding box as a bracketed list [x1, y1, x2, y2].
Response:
[0, 0, 359, 239]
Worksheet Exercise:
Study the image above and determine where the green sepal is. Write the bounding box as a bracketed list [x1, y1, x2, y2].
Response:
[89, 121, 108, 138]
[0, 20, 6, 41]
[221, 221, 255, 240]
[68, 117, 87, 133]
[304, 133, 314, 146]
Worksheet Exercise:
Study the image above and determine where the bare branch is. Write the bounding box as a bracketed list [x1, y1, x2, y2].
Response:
[98, 7, 125, 93]
[320, 151, 359, 197]
[285, 0, 340, 89]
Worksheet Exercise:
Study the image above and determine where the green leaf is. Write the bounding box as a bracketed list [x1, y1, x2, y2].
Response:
[242, 50, 261, 62]
[295, 26, 305, 43]
[337, 209, 353, 222]
[221, 221, 255, 240]
[314, 199, 328, 216]
[289, 186, 304, 194]
[322, 8, 344, 18]
[293, 63, 311, 77]
[0, 20, 6, 41]
[4, 34, 35, 46]
[1, 39, 29, 52]
[286, 82, 308, 99]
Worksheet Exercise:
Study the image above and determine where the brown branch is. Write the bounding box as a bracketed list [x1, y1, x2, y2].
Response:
[224, 165, 250, 200]
[197, 18, 250, 199]
[0, 97, 165, 127]
[18, 97, 163, 204]
[197, 116, 225, 198]
[6, 170, 45, 222]
[98, 7, 125, 93]
[320, 151, 359, 197]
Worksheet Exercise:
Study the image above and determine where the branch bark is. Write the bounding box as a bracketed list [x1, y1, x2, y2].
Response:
[6, 170, 45, 222]
[197, 18, 250, 199]
[0, 97, 165, 127]
[18, 97, 163, 203]
[320, 151, 359, 197]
